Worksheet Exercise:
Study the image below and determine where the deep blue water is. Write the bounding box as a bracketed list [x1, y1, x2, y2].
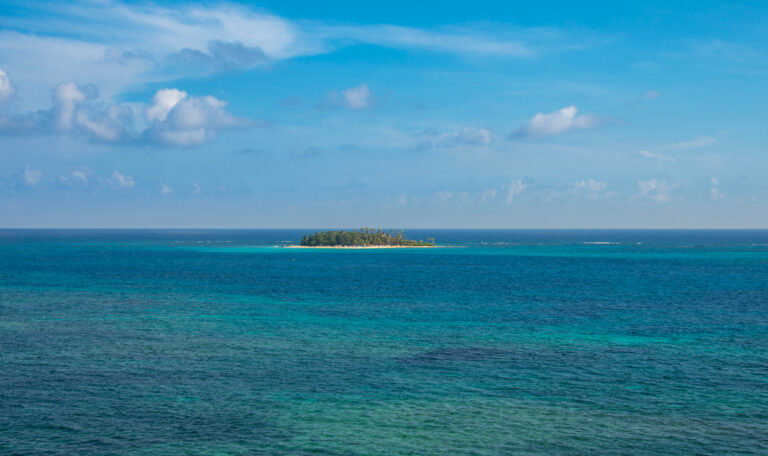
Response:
[1, 229, 767, 455]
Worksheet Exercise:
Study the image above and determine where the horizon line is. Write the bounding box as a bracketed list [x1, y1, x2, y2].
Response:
[2, 227, 768, 231]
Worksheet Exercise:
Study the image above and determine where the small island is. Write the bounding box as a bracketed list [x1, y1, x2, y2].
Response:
[296, 228, 435, 248]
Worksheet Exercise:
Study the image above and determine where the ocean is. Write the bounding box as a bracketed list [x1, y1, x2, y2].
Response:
[1, 229, 767, 455]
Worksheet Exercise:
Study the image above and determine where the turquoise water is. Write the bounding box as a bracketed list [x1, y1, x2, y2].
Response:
[1, 229, 767, 455]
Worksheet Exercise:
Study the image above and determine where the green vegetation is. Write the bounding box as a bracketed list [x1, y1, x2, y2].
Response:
[300, 228, 435, 247]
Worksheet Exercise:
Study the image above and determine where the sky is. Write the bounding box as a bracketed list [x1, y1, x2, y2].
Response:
[0, 0, 766, 228]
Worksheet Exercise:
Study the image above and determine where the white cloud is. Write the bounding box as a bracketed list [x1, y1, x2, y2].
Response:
[0, 82, 251, 146]
[436, 190, 469, 203]
[419, 126, 492, 149]
[503, 179, 527, 203]
[638, 149, 676, 163]
[572, 178, 607, 192]
[58, 168, 92, 185]
[160, 183, 173, 194]
[52, 81, 89, 132]
[398, 194, 407, 205]
[0, 68, 16, 104]
[112, 170, 135, 188]
[656, 136, 716, 151]
[569, 178, 612, 200]
[24, 168, 42, 185]
[0, 80, 132, 141]
[636, 136, 716, 163]
[48, 81, 134, 142]
[321, 25, 535, 57]
[146, 89, 188, 122]
[0, 2, 588, 105]
[193, 183, 202, 194]
[515, 105, 601, 137]
[709, 177, 723, 200]
[481, 189, 497, 203]
[637, 178, 679, 202]
[342, 83, 372, 110]
[76, 104, 134, 142]
[146, 90, 251, 146]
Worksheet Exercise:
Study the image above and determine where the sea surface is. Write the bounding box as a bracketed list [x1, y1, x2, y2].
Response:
[1, 229, 767, 455]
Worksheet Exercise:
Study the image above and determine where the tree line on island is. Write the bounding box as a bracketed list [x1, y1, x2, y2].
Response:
[300, 228, 435, 246]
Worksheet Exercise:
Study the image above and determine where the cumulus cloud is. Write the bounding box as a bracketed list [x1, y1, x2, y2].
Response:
[342, 84, 372, 109]
[503, 179, 527, 203]
[437, 190, 470, 203]
[572, 178, 607, 192]
[481, 189, 497, 203]
[0, 82, 253, 146]
[146, 89, 188, 123]
[438, 190, 454, 202]
[193, 183, 202, 194]
[569, 178, 613, 200]
[24, 168, 42, 185]
[637, 178, 680, 202]
[0, 80, 132, 141]
[145, 89, 251, 145]
[419, 126, 492, 149]
[514, 105, 601, 137]
[71, 170, 88, 184]
[160, 183, 173, 194]
[0, 68, 16, 104]
[709, 177, 723, 200]
[112, 170, 135, 188]
[638, 150, 676, 163]
[60, 168, 91, 185]
[52, 81, 90, 132]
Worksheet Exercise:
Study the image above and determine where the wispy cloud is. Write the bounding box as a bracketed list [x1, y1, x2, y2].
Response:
[503, 179, 527, 203]
[418, 126, 492, 149]
[0, 1, 593, 103]
[315, 24, 535, 57]
[111, 170, 135, 188]
[636, 136, 716, 163]
[637, 150, 676, 163]
[514, 105, 602, 137]
[656, 136, 716, 151]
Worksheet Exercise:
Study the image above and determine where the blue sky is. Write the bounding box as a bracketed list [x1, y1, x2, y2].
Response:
[0, 0, 766, 228]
